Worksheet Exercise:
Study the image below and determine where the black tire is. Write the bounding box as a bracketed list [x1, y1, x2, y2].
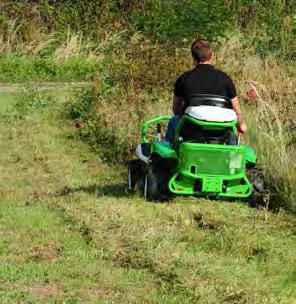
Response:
[127, 160, 142, 193]
[143, 171, 170, 202]
[136, 174, 145, 196]
[247, 168, 267, 208]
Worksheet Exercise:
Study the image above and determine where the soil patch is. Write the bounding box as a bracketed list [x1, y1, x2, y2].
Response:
[27, 243, 61, 263]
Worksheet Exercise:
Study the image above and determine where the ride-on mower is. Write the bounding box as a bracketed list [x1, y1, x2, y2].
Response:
[127, 95, 263, 202]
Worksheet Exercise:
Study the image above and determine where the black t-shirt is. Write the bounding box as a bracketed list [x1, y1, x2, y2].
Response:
[174, 64, 237, 108]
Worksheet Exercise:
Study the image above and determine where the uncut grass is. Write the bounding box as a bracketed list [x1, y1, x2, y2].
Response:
[1, 90, 295, 303]
[0, 25, 129, 82]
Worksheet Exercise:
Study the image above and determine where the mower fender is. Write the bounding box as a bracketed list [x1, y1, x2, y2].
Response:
[152, 141, 177, 159]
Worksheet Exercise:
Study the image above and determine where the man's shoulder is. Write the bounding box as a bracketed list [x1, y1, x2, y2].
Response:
[212, 67, 232, 80]
[176, 68, 196, 81]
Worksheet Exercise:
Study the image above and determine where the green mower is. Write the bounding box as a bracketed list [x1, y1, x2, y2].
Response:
[127, 95, 263, 202]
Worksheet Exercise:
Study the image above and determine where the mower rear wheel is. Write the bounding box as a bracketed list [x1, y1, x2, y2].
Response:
[143, 171, 170, 202]
[247, 168, 267, 207]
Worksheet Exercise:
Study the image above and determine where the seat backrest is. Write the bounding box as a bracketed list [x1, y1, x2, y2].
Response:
[186, 94, 232, 109]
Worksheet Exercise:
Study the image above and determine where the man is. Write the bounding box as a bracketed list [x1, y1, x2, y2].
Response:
[166, 39, 246, 141]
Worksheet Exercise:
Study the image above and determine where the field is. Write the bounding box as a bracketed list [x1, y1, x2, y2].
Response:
[0, 1, 295, 303]
[0, 89, 295, 303]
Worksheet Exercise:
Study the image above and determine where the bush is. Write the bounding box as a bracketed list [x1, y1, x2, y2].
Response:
[0, 0, 294, 58]
[129, 1, 234, 41]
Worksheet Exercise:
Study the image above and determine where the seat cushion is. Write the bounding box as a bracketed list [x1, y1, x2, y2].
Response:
[185, 106, 237, 122]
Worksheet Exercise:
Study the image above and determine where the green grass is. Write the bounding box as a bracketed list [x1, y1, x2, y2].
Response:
[0, 91, 295, 303]
[0, 54, 95, 83]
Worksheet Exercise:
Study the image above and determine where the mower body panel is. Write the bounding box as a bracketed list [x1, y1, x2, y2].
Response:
[246, 146, 257, 165]
[168, 142, 252, 198]
[151, 141, 177, 159]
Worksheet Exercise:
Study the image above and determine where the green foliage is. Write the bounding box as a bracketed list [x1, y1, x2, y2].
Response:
[0, 0, 293, 83]
[0, 0, 294, 58]
[129, 0, 235, 41]
[232, 0, 295, 58]
[68, 86, 132, 163]
[1, 0, 294, 58]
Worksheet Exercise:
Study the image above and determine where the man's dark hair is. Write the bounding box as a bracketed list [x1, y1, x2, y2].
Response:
[191, 39, 212, 63]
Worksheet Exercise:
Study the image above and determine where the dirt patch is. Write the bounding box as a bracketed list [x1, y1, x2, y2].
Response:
[27, 284, 60, 299]
[88, 284, 109, 298]
[27, 243, 61, 263]
[78, 284, 110, 300]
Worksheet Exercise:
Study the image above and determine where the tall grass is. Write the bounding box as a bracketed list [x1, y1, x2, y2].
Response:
[0, 1, 294, 57]
[0, 1, 293, 82]
[214, 37, 295, 210]
[0, 30, 97, 82]
[246, 98, 295, 210]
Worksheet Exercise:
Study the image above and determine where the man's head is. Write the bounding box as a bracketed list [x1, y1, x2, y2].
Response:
[191, 39, 213, 64]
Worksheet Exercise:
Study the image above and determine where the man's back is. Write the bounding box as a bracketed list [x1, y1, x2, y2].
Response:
[170, 39, 245, 136]
[174, 64, 237, 110]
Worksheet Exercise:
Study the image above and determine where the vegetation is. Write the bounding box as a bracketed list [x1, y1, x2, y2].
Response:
[0, 1, 295, 301]
[0, 89, 295, 303]
[0, 1, 294, 82]
[0, 1, 294, 206]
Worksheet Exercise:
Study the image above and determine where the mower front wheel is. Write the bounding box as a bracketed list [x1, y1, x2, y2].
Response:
[127, 160, 143, 194]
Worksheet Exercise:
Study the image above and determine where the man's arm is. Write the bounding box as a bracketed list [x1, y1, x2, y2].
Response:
[173, 95, 184, 115]
[231, 97, 246, 133]
[173, 73, 186, 115]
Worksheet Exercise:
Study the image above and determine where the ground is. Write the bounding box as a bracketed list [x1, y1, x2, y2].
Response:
[0, 90, 295, 303]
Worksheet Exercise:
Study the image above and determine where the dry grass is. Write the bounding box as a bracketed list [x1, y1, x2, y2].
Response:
[0, 24, 96, 59]
[0, 19, 22, 54]
[53, 31, 92, 60]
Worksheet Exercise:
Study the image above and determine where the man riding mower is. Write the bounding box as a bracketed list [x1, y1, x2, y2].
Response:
[127, 40, 264, 202]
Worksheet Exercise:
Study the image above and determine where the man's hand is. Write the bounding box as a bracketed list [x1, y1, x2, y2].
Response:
[231, 97, 246, 133]
[237, 121, 247, 134]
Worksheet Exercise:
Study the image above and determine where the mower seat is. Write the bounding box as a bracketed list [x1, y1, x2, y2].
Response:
[185, 106, 237, 123]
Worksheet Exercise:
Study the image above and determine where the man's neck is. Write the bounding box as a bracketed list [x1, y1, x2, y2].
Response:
[198, 60, 211, 65]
